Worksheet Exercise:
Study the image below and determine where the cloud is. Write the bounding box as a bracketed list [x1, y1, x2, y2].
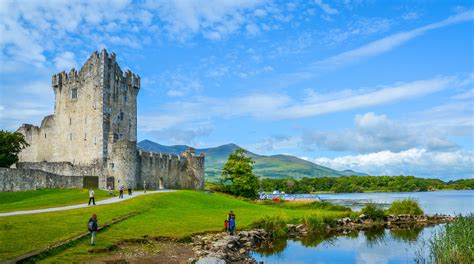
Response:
[302, 112, 459, 153]
[163, 73, 203, 97]
[314, 0, 338, 15]
[280, 11, 474, 85]
[54, 51, 77, 71]
[313, 148, 474, 179]
[144, 125, 214, 145]
[274, 75, 457, 119]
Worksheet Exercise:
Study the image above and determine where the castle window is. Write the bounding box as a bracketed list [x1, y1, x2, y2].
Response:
[124, 95, 127, 102]
[70, 133, 72, 140]
[109, 163, 114, 170]
[120, 112, 124, 120]
[93, 137, 97, 145]
[84, 133, 87, 140]
[44, 133, 46, 138]
[69, 118, 72, 125]
[71, 88, 78, 99]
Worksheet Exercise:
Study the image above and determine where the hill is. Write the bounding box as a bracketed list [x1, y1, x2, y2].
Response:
[138, 140, 367, 180]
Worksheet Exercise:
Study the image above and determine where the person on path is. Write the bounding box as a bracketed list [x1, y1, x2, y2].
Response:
[88, 189, 96, 205]
[224, 219, 228, 232]
[143, 181, 147, 194]
[127, 183, 132, 196]
[88, 214, 98, 246]
[229, 215, 236, 236]
[119, 183, 124, 199]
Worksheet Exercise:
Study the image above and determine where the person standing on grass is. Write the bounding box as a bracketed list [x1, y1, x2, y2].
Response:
[127, 183, 132, 196]
[88, 189, 96, 205]
[88, 214, 98, 246]
[229, 215, 236, 236]
[143, 181, 147, 194]
[119, 183, 124, 199]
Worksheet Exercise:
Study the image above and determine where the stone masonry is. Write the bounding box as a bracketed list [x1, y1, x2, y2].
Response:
[15, 49, 204, 190]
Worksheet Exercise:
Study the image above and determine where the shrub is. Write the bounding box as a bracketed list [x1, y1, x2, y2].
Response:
[416, 214, 474, 264]
[251, 215, 287, 239]
[387, 199, 424, 215]
[302, 215, 326, 232]
[361, 203, 385, 220]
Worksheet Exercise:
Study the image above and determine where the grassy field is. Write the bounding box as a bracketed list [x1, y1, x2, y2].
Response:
[0, 189, 110, 213]
[0, 190, 350, 262]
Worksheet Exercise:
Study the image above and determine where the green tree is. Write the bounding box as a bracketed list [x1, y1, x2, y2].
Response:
[221, 149, 259, 199]
[0, 130, 29, 167]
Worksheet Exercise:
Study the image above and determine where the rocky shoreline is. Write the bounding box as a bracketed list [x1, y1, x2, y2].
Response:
[190, 214, 454, 264]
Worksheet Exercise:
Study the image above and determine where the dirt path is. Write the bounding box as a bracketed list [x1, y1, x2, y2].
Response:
[0, 189, 176, 217]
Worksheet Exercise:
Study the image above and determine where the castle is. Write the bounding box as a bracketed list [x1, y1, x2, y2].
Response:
[15, 49, 204, 191]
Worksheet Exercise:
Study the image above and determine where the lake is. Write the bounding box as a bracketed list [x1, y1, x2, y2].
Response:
[251, 190, 473, 264]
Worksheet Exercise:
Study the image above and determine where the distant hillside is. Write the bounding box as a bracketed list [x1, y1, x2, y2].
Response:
[137, 140, 367, 180]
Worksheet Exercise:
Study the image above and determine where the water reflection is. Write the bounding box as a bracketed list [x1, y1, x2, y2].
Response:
[252, 225, 441, 264]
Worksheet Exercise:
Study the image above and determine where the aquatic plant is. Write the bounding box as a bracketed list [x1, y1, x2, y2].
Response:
[251, 215, 287, 239]
[388, 199, 424, 215]
[360, 203, 385, 220]
[416, 214, 474, 264]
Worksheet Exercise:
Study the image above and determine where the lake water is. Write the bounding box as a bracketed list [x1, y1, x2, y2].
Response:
[251, 190, 473, 264]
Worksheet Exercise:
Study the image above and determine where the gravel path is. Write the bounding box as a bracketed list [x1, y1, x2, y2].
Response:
[0, 189, 176, 217]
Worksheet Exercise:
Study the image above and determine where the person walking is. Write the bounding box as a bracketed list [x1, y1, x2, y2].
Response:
[143, 181, 147, 194]
[127, 183, 132, 196]
[119, 183, 124, 199]
[88, 214, 98, 246]
[88, 189, 96, 205]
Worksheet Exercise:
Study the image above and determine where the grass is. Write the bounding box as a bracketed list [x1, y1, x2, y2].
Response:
[0, 190, 350, 262]
[257, 200, 351, 212]
[360, 203, 385, 220]
[0, 188, 110, 213]
[416, 214, 474, 264]
[387, 199, 424, 215]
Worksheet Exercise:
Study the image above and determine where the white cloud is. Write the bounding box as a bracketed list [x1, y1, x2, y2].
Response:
[274, 76, 456, 119]
[54, 51, 77, 71]
[314, 0, 338, 15]
[313, 148, 474, 179]
[302, 112, 459, 153]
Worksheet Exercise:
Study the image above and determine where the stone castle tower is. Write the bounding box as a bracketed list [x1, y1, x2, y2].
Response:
[17, 50, 204, 190]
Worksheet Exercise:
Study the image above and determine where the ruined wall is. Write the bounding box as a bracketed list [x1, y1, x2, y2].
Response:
[16, 162, 104, 178]
[137, 148, 205, 190]
[0, 168, 83, 192]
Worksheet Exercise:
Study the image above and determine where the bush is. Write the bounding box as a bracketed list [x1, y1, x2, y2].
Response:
[259, 200, 351, 212]
[302, 215, 325, 232]
[416, 214, 474, 264]
[361, 203, 385, 220]
[251, 215, 287, 239]
[387, 199, 424, 215]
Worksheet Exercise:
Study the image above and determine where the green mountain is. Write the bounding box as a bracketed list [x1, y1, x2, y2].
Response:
[137, 140, 368, 180]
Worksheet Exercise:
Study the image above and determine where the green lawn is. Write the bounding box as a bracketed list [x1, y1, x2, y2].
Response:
[0, 189, 110, 213]
[0, 190, 349, 262]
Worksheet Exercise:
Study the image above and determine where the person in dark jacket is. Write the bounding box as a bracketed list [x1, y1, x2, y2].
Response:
[88, 214, 98, 246]
[127, 183, 132, 196]
[229, 215, 236, 236]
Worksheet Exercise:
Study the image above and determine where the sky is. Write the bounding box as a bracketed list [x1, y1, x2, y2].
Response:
[0, 0, 473, 180]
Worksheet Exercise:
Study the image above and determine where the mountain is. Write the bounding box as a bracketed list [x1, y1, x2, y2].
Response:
[137, 140, 367, 179]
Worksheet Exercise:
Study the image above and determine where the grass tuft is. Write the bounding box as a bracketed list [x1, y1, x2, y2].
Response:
[360, 203, 385, 220]
[387, 199, 424, 215]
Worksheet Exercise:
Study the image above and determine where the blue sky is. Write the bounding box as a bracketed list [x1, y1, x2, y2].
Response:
[0, 0, 473, 179]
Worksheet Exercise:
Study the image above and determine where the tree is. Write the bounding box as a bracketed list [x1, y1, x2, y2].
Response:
[221, 148, 259, 199]
[0, 130, 29, 167]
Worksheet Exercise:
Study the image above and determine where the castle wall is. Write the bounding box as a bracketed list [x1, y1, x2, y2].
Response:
[137, 149, 205, 190]
[0, 168, 84, 192]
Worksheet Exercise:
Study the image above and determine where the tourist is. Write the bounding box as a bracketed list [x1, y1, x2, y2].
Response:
[88, 189, 96, 205]
[224, 219, 228, 232]
[127, 183, 132, 196]
[229, 215, 236, 236]
[88, 214, 98, 246]
[143, 181, 147, 194]
[119, 183, 124, 199]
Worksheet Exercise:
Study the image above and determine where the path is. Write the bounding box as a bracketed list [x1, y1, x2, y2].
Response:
[0, 189, 176, 217]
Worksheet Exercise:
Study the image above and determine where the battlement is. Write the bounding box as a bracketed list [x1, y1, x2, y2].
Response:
[51, 49, 140, 95]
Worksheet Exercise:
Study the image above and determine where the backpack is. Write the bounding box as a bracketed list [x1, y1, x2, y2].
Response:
[88, 220, 94, 231]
